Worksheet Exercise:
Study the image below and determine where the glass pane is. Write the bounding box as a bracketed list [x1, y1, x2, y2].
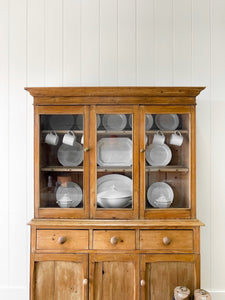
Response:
[145, 113, 190, 209]
[40, 114, 84, 208]
[96, 114, 133, 209]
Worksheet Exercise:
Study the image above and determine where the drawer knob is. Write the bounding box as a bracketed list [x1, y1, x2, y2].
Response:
[58, 236, 67, 244]
[84, 147, 90, 152]
[163, 236, 171, 246]
[140, 280, 146, 287]
[110, 236, 119, 245]
[140, 148, 146, 153]
[83, 278, 88, 285]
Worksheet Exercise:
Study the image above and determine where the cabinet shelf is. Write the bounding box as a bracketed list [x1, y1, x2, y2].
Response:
[41, 166, 84, 172]
[145, 165, 189, 173]
[42, 130, 83, 134]
[97, 130, 132, 135]
[146, 130, 188, 134]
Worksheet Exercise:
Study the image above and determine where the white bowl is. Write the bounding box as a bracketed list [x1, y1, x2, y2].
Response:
[56, 199, 73, 208]
[99, 196, 131, 208]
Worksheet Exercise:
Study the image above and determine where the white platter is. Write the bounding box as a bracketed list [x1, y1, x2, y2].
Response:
[97, 174, 133, 193]
[57, 142, 83, 166]
[155, 114, 179, 130]
[145, 143, 172, 166]
[102, 114, 127, 131]
[147, 182, 174, 208]
[76, 114, 100, 130]
[129, 114, 153, 130]
[97, 137, 132, 166]
[56, 181, 83, 208]
[49, 115, 75, 130]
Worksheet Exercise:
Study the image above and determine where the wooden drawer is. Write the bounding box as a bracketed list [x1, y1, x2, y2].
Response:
[93, 230, 136, 250]
[140, 230, 193, 253]
[37, 230, 89, 251]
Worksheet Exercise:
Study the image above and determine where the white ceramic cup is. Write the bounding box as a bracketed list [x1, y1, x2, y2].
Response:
[45, 131, 59, 146]
[152, 131, 165, 145]
[63, 130, 76, 146]
[169, 130, 183, 146]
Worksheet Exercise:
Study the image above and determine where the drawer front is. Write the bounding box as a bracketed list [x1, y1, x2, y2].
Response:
[140, 230, 193, 252]
[93, 230, 136, 250]
[37, 230, 89, 251]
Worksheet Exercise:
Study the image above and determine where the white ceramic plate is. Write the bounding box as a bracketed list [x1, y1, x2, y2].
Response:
[56, 181, 83, 208]
[155, 114, 179, 130]
[97, 137, 132, 166]
[145, 143, 172, 166]
[76, 114, 100, 130]
[147, 182, 174, 208]
[49, 115, 75, 130]
[57, 142, 83, 166]
[102, 114, 127, 131]
[129, 114, 153, 130]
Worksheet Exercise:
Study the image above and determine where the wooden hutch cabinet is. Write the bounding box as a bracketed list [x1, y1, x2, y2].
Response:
[26, 87, 204, 300]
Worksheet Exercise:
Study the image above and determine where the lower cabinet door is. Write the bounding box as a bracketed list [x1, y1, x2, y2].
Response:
[32, 254, 88, 300]
[140, 254, 200, 300]
[89, 254, 139, 300]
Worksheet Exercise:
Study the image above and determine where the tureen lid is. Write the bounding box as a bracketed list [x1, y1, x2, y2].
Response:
[97, 185, 132, 199]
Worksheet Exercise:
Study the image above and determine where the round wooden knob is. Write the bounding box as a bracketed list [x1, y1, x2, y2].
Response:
[84, 147, 90, 152]
[163, 236, 171, 246]
[140, 148, 146, 153]
[140, 280, 146, 287]
[83, 278, 88, 285]
[58, 236, 67, 244]
[110, 236, 119, 245]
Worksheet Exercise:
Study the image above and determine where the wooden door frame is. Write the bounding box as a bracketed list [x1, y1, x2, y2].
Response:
[34, 105, 90, 219]
[139, 105, 196, 219]
[30, 253, 88, 300]
[90, 105, 140, 219]
[140, 253, 200, 300]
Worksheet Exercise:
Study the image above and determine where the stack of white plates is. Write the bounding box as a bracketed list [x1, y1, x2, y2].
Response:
[155, 114, 179, 130]
[97, 174, 132, 208]
[147, 182, 174, 208]
[56, 182, 83, 208]
[102, 114, 127, 131]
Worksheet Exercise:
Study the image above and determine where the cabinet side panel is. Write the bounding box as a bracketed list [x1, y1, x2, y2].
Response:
[149, 261, 195, 300]
[34, 261, 54, 300]
[55, 261, 83, 300]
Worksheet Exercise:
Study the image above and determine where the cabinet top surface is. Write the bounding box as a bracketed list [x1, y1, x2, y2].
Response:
[25, 86, 205, 106]
[28, 218, 204, 228]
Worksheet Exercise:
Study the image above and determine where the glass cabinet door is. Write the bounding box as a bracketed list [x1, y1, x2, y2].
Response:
[35, 106, 89, 218]
[140, 106, 194, 219]
[90, 106, 139, 219]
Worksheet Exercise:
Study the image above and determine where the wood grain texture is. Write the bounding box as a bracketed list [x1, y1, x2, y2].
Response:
[89, 253, 139, 300]
[28, 218, 204, 228]
[93, 230, 136, 250]
[34, 261, 54, 300]
[141, 254, 200, 300]
[37, 229, 89, 251]
[140, 230, 193, 253]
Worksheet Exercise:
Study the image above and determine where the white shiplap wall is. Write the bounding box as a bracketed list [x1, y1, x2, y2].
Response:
[0, 0, 225, 298]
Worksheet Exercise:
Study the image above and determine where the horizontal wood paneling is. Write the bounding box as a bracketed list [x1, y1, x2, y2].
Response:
[1, 0, 225, 297]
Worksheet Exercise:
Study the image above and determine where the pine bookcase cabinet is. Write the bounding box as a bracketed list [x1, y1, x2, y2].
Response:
[26, 87, 205, 300]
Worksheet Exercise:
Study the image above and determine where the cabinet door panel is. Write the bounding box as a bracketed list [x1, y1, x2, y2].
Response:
[33, 254, 88, 300]
[55, 261, 83, 300]
[35, 261, 54, 300]
[90, 254, 139, 300]
[141, 254, 200, 300]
